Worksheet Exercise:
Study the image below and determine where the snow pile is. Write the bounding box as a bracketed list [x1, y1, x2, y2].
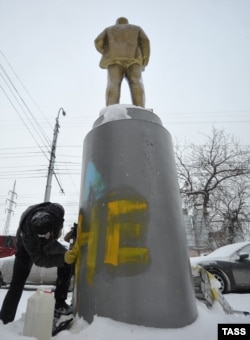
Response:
[1, 289, 250, 340]
[99, 104, 150, 124]
[99, 104, 133, 124]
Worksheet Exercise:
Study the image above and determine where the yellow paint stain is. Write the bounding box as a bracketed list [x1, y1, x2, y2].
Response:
[77, 213, 84, 233]
[86, 205, 99, 285]
[107, 200, 147, 216]
[120, 223, 142, 238]
[118, 247, 149, 264]
[75, 209, 100, 286]
[78, 231, 89, 247]
[104, 199, 148, 266]
[74, 212, 84, 284]
[76, 199, 149, 285]
[104, 222, 120, 265]
[75, 230, 90, 284]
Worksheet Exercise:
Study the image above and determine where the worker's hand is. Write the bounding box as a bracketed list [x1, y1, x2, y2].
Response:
[64, 241, 79, 264]
[44, 240, 67, 255]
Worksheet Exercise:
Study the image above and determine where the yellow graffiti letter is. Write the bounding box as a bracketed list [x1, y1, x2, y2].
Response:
[104, 200, 149, 266]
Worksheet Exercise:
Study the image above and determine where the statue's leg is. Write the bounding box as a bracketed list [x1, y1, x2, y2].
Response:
[106, 64, 124, 105]
[126, 64, 145, 107]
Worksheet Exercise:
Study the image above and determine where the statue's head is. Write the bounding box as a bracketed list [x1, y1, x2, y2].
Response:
[116, 17, 129, 25]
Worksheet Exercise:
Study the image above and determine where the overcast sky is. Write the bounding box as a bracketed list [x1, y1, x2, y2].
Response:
[0, 0, 250, 234]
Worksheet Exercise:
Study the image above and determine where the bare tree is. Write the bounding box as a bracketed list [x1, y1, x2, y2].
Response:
[175, 127, 250, 248]
[210, 178, 250, 245]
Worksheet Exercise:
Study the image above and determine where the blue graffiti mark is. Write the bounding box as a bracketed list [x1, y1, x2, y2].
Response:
[83, 161, 106, 201]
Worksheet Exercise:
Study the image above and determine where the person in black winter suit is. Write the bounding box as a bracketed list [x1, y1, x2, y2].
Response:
[0, 202, 73, 325]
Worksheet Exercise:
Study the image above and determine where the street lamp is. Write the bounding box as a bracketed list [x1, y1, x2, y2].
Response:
[44, 107, 66, 202]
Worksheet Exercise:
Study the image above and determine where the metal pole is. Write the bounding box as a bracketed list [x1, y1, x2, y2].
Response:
[3, 180, 17, 235]
[44, 108, 66, 202]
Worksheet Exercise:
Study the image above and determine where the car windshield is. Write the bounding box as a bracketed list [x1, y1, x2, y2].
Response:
[206, 242, 250, 258]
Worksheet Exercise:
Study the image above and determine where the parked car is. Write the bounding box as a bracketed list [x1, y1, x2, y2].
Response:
[0, 236, 16, 258]
[0, 255, 58, 287]
[190, 241, 250, 294]
[0, 241, 70, 288]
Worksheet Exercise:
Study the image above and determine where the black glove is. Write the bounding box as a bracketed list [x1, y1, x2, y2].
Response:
[43, 240, 67, 255]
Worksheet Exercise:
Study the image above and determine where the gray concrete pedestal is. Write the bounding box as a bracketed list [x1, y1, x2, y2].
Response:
[74, 106, 197, 328]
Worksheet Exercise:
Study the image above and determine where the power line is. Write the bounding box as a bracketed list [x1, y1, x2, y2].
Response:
[0, 50, 53, 130]
[164, 120, 250, 125]
[0, 84, 50, 161]
[0, 59, 69, 193]
[164, 109, 250, 114]
[0, 77, 76, 196]
[0, 67, 52, 150]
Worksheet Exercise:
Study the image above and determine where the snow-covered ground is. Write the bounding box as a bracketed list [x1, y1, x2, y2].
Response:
[0, 287, 250, 340]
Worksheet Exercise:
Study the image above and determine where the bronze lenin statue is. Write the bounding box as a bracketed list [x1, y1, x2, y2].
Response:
[94, 17, 150, 107]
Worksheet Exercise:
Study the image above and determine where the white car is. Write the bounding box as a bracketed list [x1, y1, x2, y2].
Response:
[0, 241, 70, 287]
[0, 255, 58, 287]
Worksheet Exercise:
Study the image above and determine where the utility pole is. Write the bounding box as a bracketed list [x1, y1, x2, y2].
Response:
[44, 107, 66, 202]
[3, 180, 17, 235]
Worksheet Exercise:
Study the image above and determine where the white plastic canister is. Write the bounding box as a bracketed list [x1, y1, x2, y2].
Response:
[23, 289, 55, 340]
